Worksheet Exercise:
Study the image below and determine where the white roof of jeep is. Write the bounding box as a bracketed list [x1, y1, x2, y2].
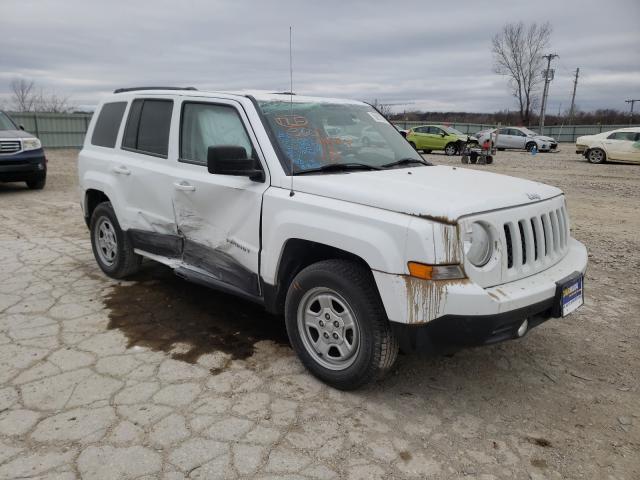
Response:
[111, 88, 366, 106]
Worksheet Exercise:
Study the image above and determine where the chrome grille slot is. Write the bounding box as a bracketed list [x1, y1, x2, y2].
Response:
[0, 140, 21, 154]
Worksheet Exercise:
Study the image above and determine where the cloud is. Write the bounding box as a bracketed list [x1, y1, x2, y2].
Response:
[0, 0, 638, 112]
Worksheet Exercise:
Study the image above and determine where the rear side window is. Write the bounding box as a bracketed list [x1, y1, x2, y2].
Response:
[607, 131, 638, 141]
[91, 102, 126, 148]
[122, 99, 173, 157]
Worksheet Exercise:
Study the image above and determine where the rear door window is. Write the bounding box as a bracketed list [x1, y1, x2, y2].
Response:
[91, 102, 127, 148]
[122, 99, 173, 157]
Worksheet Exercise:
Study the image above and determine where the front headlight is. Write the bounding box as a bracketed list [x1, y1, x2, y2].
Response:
[464, 222, 493, 267]
[22, 138, 42, 151]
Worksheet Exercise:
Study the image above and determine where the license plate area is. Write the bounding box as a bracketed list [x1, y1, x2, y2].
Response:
[553, 272, 584, 317]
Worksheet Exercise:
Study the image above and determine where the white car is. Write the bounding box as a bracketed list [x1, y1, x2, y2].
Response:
[576, 127, 640, 164]
[477, 127, 558, 152]
[78, 87, 587, 389]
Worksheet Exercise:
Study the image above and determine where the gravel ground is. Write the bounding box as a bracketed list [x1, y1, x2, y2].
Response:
[0, 147, 638, 479]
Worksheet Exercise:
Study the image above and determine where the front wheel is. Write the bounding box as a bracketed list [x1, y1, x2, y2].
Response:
[90, 202, 141, 279]
[285, 259, 398, 390]
[444, 143, 457, 156]
[525, 142, 537, 152]
[587, 148, 606, 164]
[26, 176, 46, 190]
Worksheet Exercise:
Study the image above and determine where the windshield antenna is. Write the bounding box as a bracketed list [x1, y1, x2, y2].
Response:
[289, 26, 295, 197]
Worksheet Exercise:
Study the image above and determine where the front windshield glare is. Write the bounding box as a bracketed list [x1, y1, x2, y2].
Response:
[0, 112, 16, 130]
[258, 101, 424, 173]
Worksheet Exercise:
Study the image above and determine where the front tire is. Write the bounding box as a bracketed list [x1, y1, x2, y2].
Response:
[284, 259, 398, 390]
[525, 142, 537, 152]
[90, 202, 141, 279]
[587, 148, 606, 164]
[26, 176, 46, 190]
[444, 143, 457, 156]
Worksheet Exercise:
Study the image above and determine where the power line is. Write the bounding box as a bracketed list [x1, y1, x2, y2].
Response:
[625, 99, 640, 125]
[539, 53, 559, 133]
[569, 68, 580, 123]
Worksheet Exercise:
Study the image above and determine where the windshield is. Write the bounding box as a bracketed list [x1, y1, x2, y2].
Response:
[257, 100, 424, 173]
[521, 128, 539, 136]
[443, 126, 464, 135]
[0, 112, 17, 131]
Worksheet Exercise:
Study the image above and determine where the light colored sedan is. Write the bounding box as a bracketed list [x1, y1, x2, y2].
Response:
[576, 127, 640, 164]
[476, 127, 558, 152]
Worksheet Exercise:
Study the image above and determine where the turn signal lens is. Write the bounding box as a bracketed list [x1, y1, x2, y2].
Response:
[408, 262, 465, 280]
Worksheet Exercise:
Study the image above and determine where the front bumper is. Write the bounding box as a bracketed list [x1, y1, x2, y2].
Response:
[0, 148, 46, 181]
[373, 237, 588, 326]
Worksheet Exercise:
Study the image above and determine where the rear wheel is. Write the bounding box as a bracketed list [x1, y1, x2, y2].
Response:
[444, 143, 457, 156]
[587, 148, 606, 164]
[285, 259, 398, 390]
[90, 202, 141, 279]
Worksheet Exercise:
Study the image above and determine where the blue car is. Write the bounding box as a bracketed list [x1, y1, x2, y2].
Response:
[0, 111, 47, 189]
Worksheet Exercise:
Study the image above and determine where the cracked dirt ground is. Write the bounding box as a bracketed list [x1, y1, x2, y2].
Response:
[0, 149, 638, 479]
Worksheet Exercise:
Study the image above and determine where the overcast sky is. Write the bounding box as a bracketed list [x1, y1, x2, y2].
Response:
[1, 0, 639, 113]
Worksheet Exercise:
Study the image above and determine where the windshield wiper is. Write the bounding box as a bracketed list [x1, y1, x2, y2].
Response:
[381, 158, 430, 168]
[294, 163, 382, 175]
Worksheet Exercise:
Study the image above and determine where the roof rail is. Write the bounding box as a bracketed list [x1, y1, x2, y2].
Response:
[113, 86, 198, 94]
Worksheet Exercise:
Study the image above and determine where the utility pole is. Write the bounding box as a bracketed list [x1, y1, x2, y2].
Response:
[539, 53, 559, 134]
[569, 68, 580, 123]
[625, 99, 640, 125]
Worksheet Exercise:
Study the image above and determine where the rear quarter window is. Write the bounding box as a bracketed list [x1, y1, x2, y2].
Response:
[91, 102, 127, 148]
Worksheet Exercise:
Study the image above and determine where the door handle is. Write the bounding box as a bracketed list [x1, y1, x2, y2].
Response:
[173, 181, 196, 192]
[112, 165, 131, 175]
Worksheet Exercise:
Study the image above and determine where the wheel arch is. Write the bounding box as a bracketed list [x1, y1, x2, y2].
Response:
[263, 238, 379, 316]
[84, 189, 111, 227]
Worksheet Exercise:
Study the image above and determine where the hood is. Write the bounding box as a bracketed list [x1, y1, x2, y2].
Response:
[0, 129, 36, 139]
[290, 165, 562, 222]
[534, 135, 555, 142]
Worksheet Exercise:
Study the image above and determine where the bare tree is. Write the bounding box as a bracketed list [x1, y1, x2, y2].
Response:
[10, 78, 38, 112]
[8, 78, 72, 113]
[492, 22, 552, 124]
[36, 90, 71, 113]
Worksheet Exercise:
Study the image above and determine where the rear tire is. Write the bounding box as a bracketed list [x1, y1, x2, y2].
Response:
[90, 202, 141, 279]
[26, 176, 46, 190]
[284, 259, 398, 390]
[587, 148, 606, 164]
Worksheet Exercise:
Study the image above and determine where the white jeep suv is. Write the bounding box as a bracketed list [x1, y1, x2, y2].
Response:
[78, 87, 588, 389]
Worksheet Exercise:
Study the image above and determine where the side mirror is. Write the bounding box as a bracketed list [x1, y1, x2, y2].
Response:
[19, 124, 25, 131]
[441, 132, 446, 137]
[207, 145, 265, 182]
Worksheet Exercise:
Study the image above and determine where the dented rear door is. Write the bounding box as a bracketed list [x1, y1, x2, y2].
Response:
[171, 98, 269, 296]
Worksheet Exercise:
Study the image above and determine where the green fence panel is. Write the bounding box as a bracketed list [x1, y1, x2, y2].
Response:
[7, 112, 92, 148]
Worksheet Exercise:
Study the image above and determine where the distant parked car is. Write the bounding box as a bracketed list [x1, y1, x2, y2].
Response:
[476, 127, 557, 152]
[0, 111, 47, 189]
[576, 127, 640, 164]
[406, 125, 477, 155]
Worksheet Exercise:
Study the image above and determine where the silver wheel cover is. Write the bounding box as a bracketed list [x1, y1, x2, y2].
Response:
[94, 217, 118, 266]
[296, 287, 361, 371]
